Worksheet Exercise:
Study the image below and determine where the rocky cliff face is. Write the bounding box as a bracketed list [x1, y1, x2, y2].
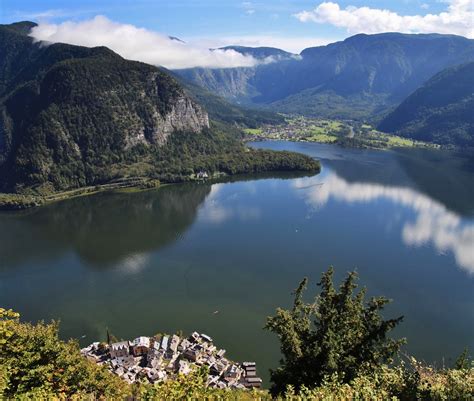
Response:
[144, 96, 209, 147]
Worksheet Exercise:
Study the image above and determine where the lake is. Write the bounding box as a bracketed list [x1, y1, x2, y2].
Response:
[1, 141, 473, 385]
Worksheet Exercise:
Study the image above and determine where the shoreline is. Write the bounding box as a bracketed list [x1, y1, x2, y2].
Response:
[246, 135, 443, 151]
[0, 144, 321, 211]
[0, 177, 162, 211]
[0, 167, 320, 212]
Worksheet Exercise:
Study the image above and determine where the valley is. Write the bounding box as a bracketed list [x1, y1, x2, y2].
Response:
[1, 7, 474, 399]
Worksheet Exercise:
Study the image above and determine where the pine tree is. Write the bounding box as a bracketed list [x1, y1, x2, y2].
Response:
[265, 267, 406, 395]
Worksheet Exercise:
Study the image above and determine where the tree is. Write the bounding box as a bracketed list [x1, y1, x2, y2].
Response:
[0, 309, 129, 399]
[455, 348, 471, 370]
[0, 308, 19, 345]
[265, 267, 406, 395]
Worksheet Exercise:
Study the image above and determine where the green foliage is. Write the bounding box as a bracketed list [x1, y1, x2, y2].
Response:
[269, 90, 389, 121]
[265, 267, 406, 395]
[379, 62, 474, 147]
[0, 308, 19, 345]
[455, 348, 472, 370]
[280, 362, 474, 401]
[0, 310, 129, 399]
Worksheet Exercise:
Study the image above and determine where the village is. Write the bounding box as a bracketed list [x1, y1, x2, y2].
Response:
[80, 331, 263, 390]
[244, 117, 351, 144]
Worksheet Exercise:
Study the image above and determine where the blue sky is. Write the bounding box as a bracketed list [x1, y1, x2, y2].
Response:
[1, 0, 471, 67]
[0, 1, 457, 42]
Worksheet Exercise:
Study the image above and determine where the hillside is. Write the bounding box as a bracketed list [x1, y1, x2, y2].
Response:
[174, 74, 285, 127]
[378, 62, 474, 147]
[0, 22, 319, 198]
[176, 65, 258, 103]
[176, 46, 294, 103]
[176, 33, 474, 119]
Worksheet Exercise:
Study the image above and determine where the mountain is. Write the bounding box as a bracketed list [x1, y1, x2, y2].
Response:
[173, 73, 285, 127]
[0, 22, 319, 198]
[176, 33, 474, 119]
[0, 21, 42, 94]
[0, 22, 208, 191]
[378, 62, 474, 147]
[176, 65, 258, 103]
[175, 45, 294, 102]
[219, 46, 294, 60]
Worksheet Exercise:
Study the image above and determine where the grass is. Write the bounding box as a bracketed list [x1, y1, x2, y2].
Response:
[307, 132, 339, 143]
[323, 120, 343, 130]
[250, 116, 439, 150]
[243, 128, 263, 135]
[364, 130, 439, 148]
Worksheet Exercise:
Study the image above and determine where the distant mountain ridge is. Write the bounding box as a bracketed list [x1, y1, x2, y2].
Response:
[378, 61, 474, 146]
[175, 33, 474, 119]
[218, 46, 295, 60]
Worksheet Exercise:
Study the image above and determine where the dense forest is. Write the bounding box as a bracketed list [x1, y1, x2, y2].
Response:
[378, 62, 474, 147]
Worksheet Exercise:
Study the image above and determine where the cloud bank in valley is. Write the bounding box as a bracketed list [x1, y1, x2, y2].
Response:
[293, 174, 474, 275]
[29, 15, 260, 69]
[295, 0, 474, 38]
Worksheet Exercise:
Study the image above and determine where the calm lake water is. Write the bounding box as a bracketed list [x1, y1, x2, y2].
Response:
[1, 141, 473, 384]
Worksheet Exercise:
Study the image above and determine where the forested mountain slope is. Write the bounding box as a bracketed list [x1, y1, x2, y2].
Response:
[0, 22, 318, 197]
[378, 62, 474, 147]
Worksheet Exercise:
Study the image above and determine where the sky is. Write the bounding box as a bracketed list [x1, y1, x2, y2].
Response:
[0, 0, 473, 68]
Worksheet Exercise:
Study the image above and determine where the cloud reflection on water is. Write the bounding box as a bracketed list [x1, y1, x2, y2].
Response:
[198, 184, 262, 224]
[293, 173, 474, 274]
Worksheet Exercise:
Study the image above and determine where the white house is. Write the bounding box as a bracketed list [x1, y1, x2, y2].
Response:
[132, 336, 150, 356]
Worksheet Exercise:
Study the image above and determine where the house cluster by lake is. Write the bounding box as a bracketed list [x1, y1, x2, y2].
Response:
[245, 117, 349, 143]
[80, 332, 262, 389]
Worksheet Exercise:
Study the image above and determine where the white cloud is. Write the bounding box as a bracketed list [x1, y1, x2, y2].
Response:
[242, 1, 256, 15]
[293, 173, 474, 275]
[115, 253, 150, 275]
[294, 0, 474, 38]
[29, 15, 260, 69]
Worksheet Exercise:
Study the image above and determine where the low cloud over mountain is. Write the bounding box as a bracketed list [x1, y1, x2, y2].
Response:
[29, 15, 261, 69]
